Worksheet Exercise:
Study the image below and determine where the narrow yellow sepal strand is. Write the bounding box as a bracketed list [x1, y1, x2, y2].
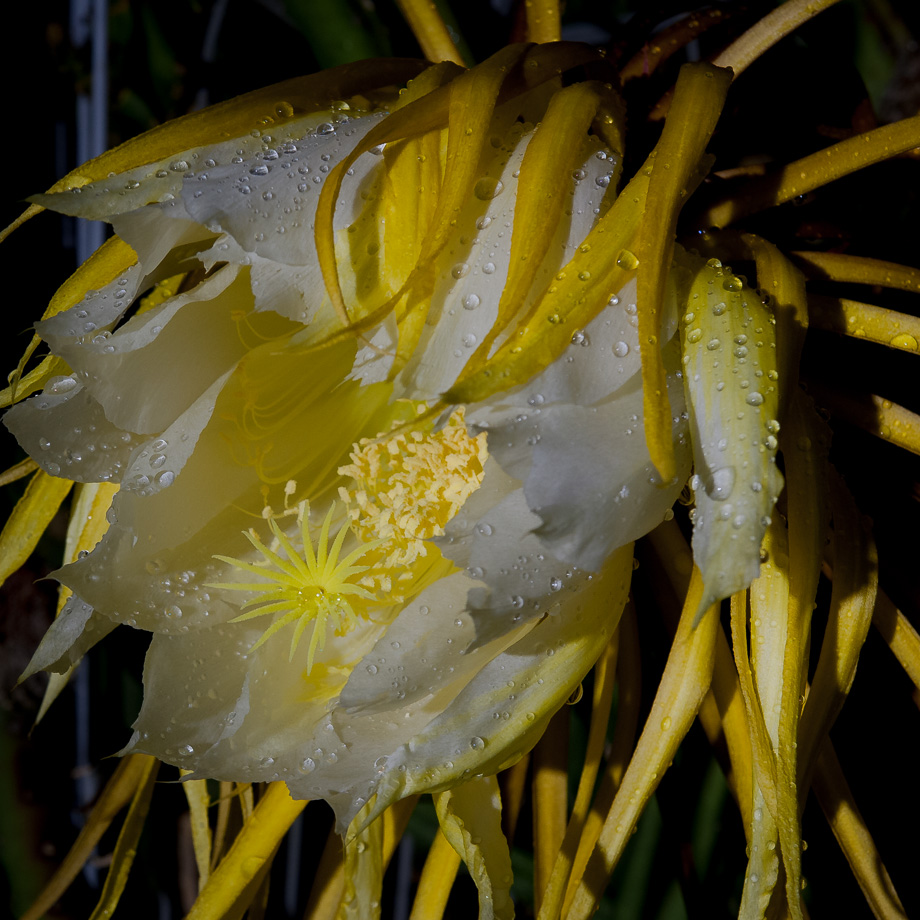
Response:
[712, 0, 843, 78]
[0, 203, 43, 243]
[304, 827, 346, 920]
[732, 557, 785, 917]
[408, 830, 462, 920]
[434, 775, 515, 920]
[634, 61, 731, 483]
[186, 783, 307, 920]
[814, 390, 920, 458]
[798, 475, 876, 787]
[562, 568, 720, 920]
[395, 0, 464, 64]
[705, 113, 920, 228]
[735, 233, 808, 419]
[0, 458, 37, 487]
[790, 250, 920, 294]
[0, 470, 73, 588]
[87, 757, 160, 920]
[773, 397, 826, 920]
[703, 621, 754, 833]
[2, 235, 137, 405]
[809, 296, 920, 354]
[538, 634, 619, 920]
[644, 518, 754, 832]
[872, 589, 920, 694]
[181, 776, 214, 891]
[813, 743, 908, 920]
[20, 755, 159, 920]
[561, 604, 641, 916]
[532, 708, 569, 914]
[525, 0, 562, 43]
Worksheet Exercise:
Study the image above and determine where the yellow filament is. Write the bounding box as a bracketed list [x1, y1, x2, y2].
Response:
[214, 504, 379, 672]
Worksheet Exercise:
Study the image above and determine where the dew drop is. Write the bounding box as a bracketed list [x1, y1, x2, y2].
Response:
[616, 249, 639, 270]
[473, 177, 504, 200]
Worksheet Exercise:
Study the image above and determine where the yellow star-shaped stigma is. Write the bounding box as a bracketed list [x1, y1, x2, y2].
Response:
[213, 503, 380, 673]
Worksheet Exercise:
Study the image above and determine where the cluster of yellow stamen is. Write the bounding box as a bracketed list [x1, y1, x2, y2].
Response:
[213, 408, 488, 670]
[213, 502, 380, 674]
[338, 407, 489, 595]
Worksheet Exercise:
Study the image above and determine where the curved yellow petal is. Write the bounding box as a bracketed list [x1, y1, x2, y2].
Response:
[395, 0, 465, 65]
[789, 251, 920, 294]
[562, 568, 720, 920]
[186, 783, 307, 920]
[408, 829, 462, 920]
[705, 113, 920, 227]
[525, 0, 561, 43]
[634, 61, 731, 482]
[813, 742, 908, 920]
[798, 474, 876, 786]
[37, 61, 429, 197]
[712, 0, 843, 78]
[87, 757, 159, 920]
[434, 774, 514, 920]
[20, 755, 158, 920]
[0, 470, 73, 588]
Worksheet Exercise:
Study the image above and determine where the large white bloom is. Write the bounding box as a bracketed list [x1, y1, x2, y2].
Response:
[7, 53, 781, 844]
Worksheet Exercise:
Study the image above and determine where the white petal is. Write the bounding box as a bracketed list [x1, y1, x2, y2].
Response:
[4, 383, 142, 482]
[681, 260, 784, 611]
[20, 596, 114, 678]
[396, 127, 614, 400]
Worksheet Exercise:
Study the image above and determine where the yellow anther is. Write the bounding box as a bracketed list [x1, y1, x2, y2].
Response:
[338, 408, 488, 592]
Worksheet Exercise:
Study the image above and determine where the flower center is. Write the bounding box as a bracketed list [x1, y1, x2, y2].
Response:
[213, 407, 488, 671]
[338, 406, 488, 594]
[213, 503, 379, 673]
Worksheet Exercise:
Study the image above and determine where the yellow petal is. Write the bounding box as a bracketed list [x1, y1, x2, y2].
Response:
[633, 62, 731, 482]
[35, 61, 428, 201]
[338, 802, 385, 920]
[20, 754, 158, 920]
[0, 470, 72, 588]
[186, 783, 307, 920]
[434, 774, 514, 920]
[562, 567, 720, 920]
[705, 113, 920, 227]
[87, 757, 160, 920]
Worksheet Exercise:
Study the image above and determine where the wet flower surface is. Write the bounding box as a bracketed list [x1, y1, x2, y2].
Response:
[3, 4, 919, 919]
[6, 74, 658, 830]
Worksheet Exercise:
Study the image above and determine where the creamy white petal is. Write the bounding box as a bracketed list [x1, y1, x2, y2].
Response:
[3, 383, 143, 482]
[20, 596, 115, 678]
[396, 128, 615, 400]
[30, 111, 381, 221]
[680, 259, 784, 612]
[467, 287, 690, 571]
